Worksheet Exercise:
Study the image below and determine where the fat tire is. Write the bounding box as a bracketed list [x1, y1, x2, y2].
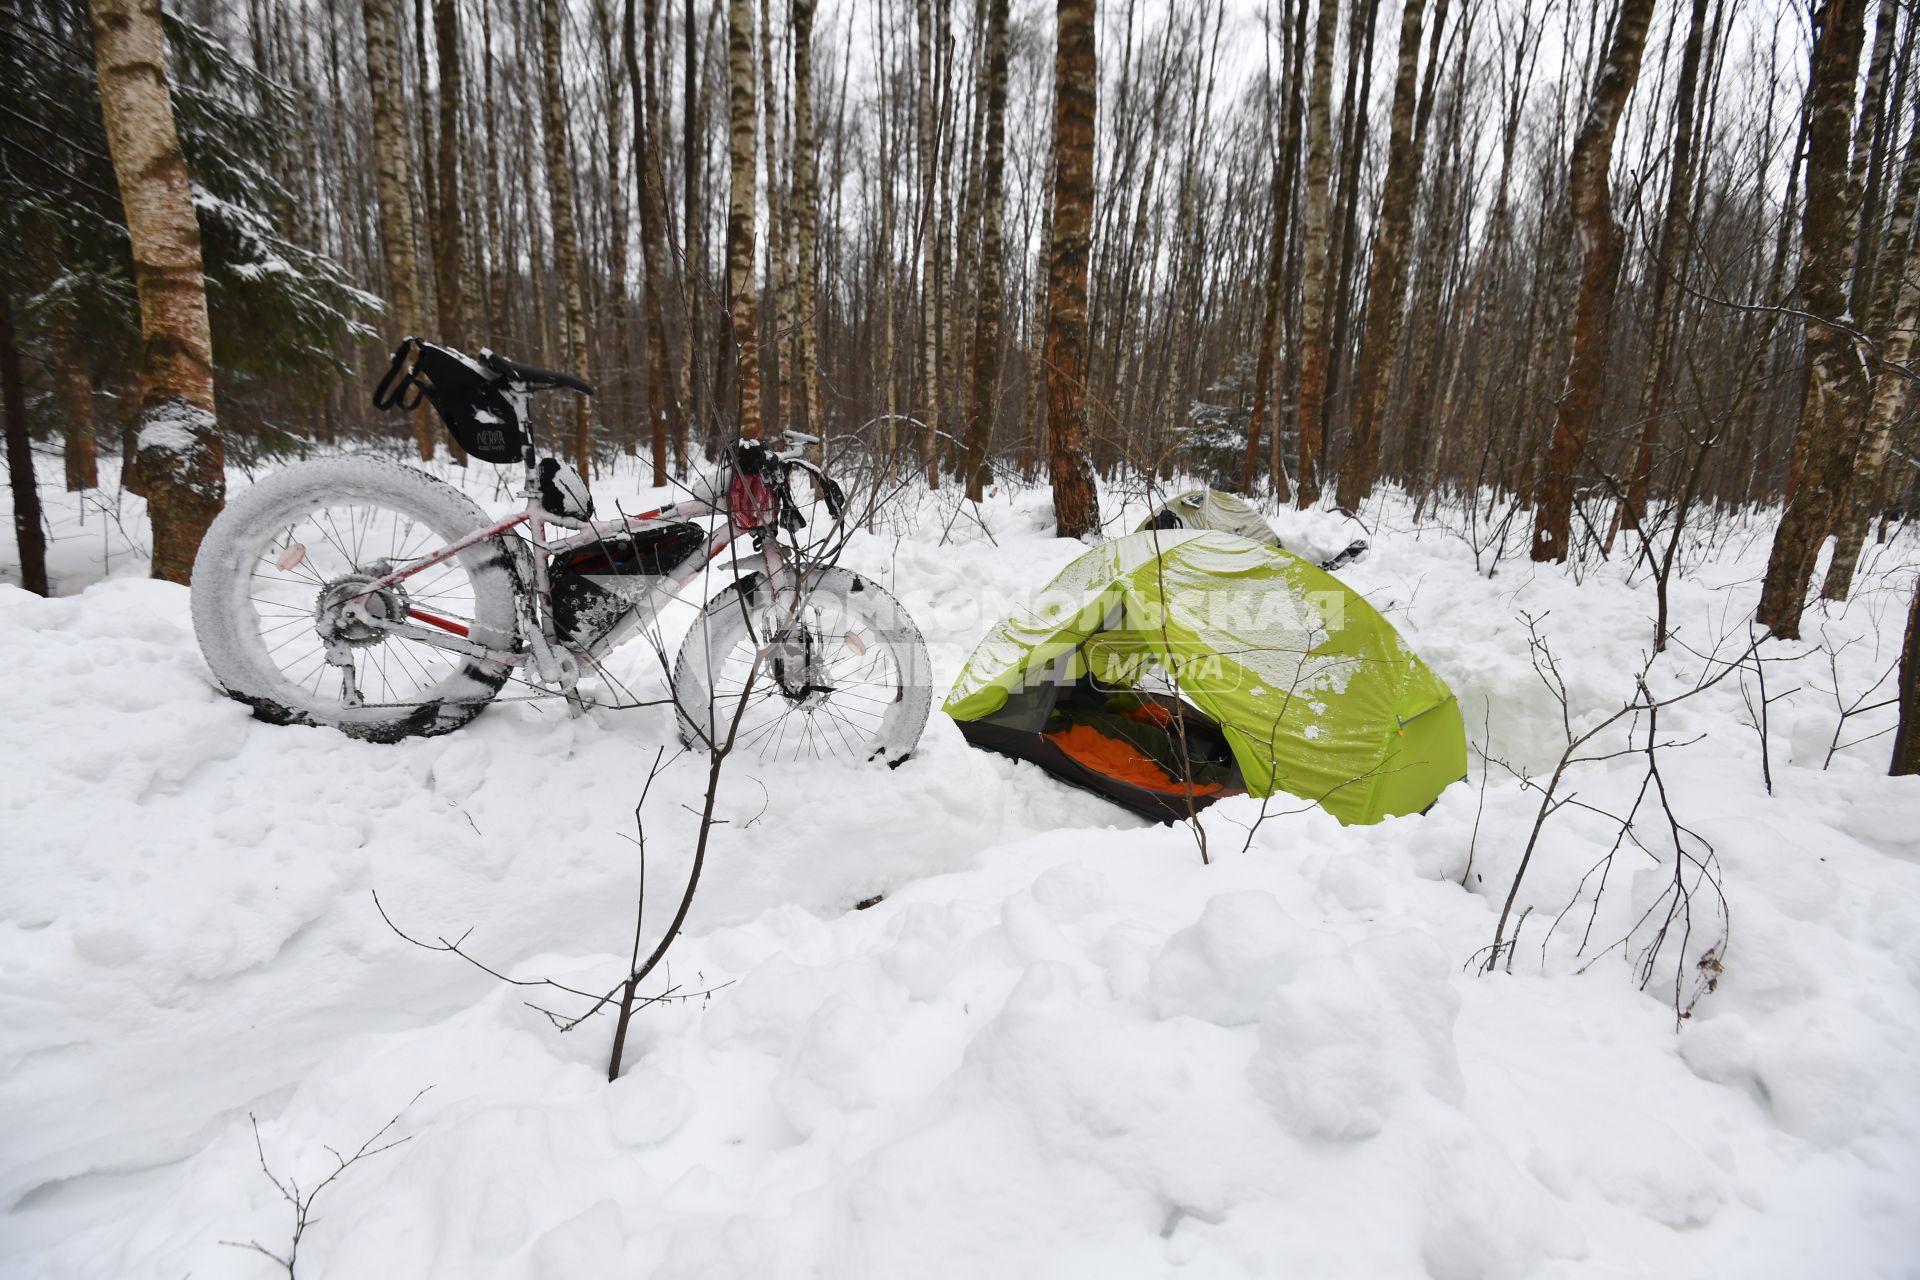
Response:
[673, 566, 932, 766]
[189, 455, 524, 742]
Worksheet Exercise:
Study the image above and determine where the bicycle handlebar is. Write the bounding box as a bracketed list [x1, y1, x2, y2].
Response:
[478, 348, 595, 395]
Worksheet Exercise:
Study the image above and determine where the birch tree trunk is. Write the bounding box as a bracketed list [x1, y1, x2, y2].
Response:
[1528, 0, 1657, 564]
[726, 0, 763, 438]
[962, 0, 1009, 502]
[1333, 0, 1430, 513]
[1757, 0, 1871, 634]
[89, 0, 225, 585]
[792, 0, 823, 444]
[1046, 0, 1100, 538]
[1824, 96, 1920, 600]
[1294, 0, 1340, 507]
[362, 0, 435, 460]
[539, 0, 594, 473]
[1847, 0, 1899, 319]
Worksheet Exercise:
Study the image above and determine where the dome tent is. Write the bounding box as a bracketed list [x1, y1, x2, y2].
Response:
[944, 529, 1466, 824]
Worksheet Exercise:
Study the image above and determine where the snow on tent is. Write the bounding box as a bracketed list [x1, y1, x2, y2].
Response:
[1142, 488, 1369, 573]
[944, 529, 1467, 824]
[1140, 489, 1283, 547]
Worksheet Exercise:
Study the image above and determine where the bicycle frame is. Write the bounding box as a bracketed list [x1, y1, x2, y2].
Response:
[346, 390, 798, 691]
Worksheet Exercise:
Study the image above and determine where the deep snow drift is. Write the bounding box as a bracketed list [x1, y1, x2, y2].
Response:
[3, 455, 1918, 1278]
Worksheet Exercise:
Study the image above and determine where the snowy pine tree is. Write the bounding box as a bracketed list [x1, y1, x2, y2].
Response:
[0, 0, 374, 458]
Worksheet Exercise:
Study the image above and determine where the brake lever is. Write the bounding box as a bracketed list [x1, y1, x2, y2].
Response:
[783, 456, 846, 522]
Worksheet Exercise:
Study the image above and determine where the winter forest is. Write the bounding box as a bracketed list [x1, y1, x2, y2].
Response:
[4, 0, 1920, 1270]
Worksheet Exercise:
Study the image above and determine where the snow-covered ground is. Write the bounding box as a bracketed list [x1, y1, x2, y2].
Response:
[3, 452, 1918, 1278]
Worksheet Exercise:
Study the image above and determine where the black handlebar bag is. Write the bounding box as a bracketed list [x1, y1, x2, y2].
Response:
[409, 342, 527, 464]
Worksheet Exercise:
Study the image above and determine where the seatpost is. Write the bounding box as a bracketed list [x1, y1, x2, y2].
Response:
[509, 385, 537, 498]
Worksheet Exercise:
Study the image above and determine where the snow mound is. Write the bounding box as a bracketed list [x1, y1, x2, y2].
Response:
[3, 458, 1919, 1277]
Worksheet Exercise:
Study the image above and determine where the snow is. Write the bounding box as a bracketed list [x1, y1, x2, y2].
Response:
[3, 452, 1919, 1277]
[134, 399, 215, 456]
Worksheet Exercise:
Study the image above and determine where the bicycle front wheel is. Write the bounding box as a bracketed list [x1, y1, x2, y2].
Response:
[673, 566, 931, 766]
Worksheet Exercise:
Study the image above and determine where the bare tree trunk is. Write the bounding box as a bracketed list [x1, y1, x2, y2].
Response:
[949, 0, 990, 469]
[431, 0, 467, 345]
[1395, 0, 1472, 493]
[877, 0, 899, 476]
[596, 0, 634, 457]
[1847, 0, 1900, 320]
[1825, 97, 1920, 600]
[1894, 575, 1920, 775]
[962, 0, 1009, 502]
[59, 334, 99, 491]
[1383, 0, 1454, 485]
[683, 0, 705, 462]
[1156, 6, 1223, 471]
[1046, 0, 1100, 538]
[2, 273, 48, 596]
[629, 0, 684, 485]
[760, 0, 791, 434]
[429, 0, 471, 466]
[363, 0, 435, 460]
[1529, 0, 1657, 563]
[1241, 0, 1306, 500]
[1293, 0, 1340, 507]
[481, 0, 506, 342]
[413, 0, 440, 334]
[726, 0, 762, 438]
[1334, 0, 1432, 513]
[1613, 0, 1711, 549]
[90, 0, 225, 585]
[1022, 118, 1055, 482]
[792, 0, 823, 444]
[1323, 0, 1380, 481]
[917, 0, 942, 486]
[540, 0, 594, 474]
[1757, 0, 1871, 634]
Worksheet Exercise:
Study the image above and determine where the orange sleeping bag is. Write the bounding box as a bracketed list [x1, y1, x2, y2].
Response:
[1043, 723, 1228, 797]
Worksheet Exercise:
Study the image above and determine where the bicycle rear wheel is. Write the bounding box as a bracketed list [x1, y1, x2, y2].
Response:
[190, 455, 524, 742]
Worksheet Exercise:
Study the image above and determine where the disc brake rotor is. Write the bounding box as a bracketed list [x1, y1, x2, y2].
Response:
[768, 624, 828, 702]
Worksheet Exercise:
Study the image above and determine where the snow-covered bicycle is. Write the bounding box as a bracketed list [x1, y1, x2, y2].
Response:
[190, 338, 932, 763]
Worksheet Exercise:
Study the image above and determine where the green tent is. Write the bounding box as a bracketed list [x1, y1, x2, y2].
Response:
[944, 529, 1466, 824]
